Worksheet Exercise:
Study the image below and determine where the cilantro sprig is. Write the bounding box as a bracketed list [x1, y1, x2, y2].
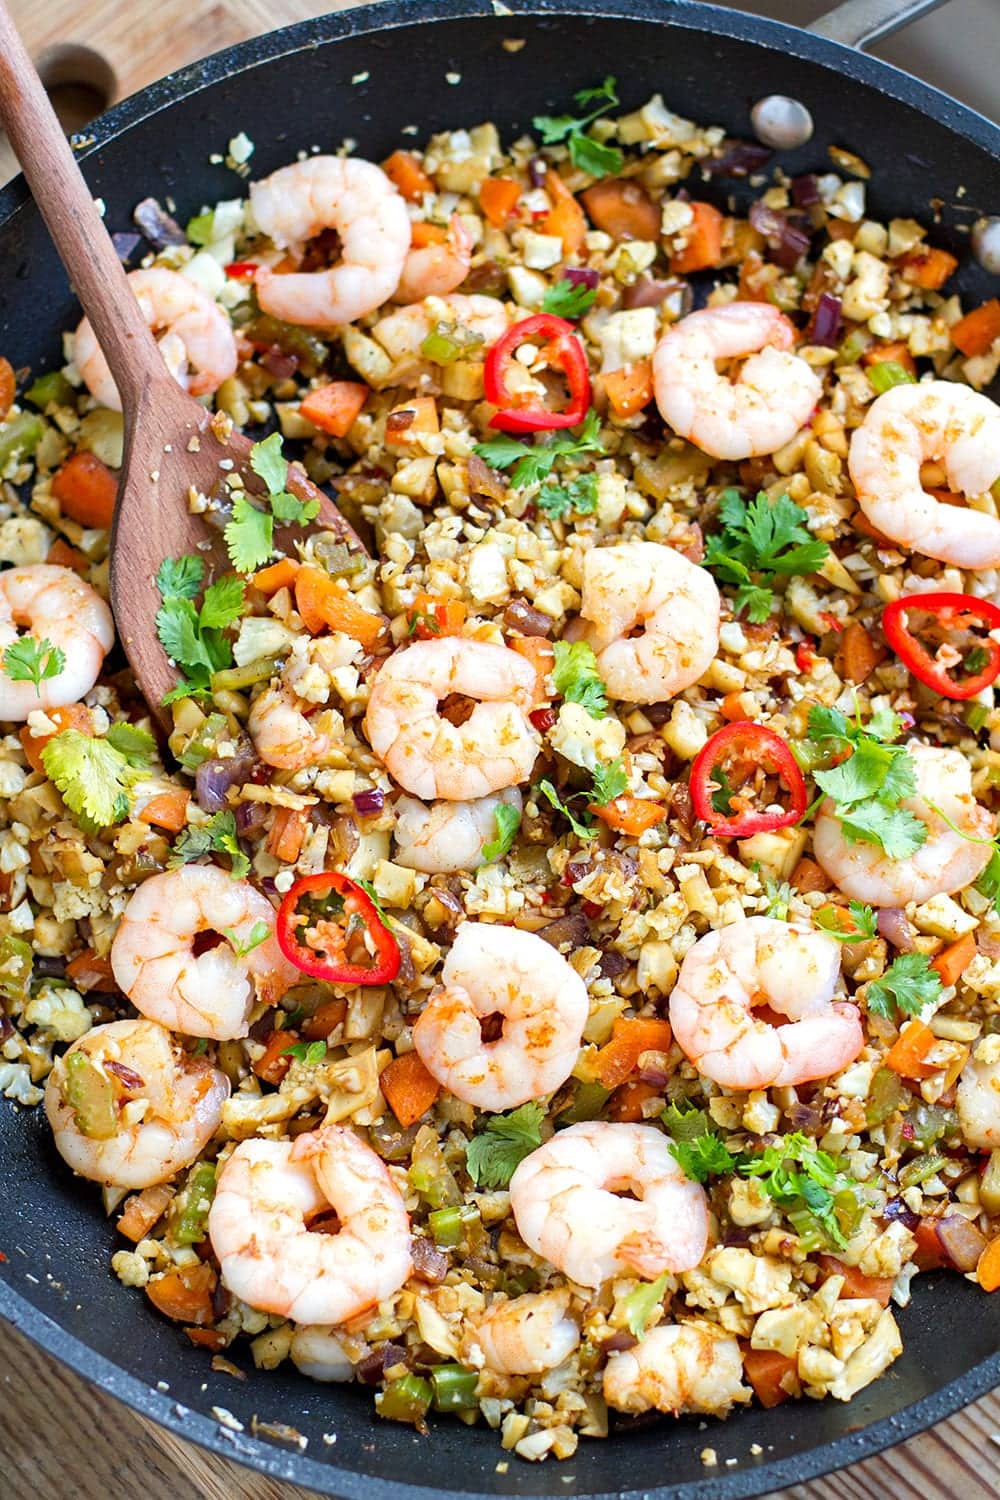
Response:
[223, 920, 271, 958]
[155, 554, 244, 703]
[536, 757, 626, 840]
[804, 704, 927, 860]
[542, 277, 598, 320]
[552, 640, 607, 719]
[481, 801, 521, 864]
[41, 724, 154, 831]
[537, 472, 598, 521]
[815, 900, 878, 943]
[224, 432, 320, 574]
[865, 952, 942, 1022]
[465, 1102, 544, 1188]
[283, 1039, 328, 1066]
[474, 409, 604, 490]
[662, 1101, 736, 1183]
[3, 637, 65, 694]
[168, 808, 249, 878]
[704, 489, 829, 623]
[533, 77, 624, 179]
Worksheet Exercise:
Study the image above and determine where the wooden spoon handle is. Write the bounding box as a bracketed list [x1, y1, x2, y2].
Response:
[0, 1, 159, 409]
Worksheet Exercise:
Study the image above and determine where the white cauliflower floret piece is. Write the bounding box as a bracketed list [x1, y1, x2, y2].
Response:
[706, 1248, 793, 1313]
[23, 984, 92, 1042]
[549, 701, 626, 773]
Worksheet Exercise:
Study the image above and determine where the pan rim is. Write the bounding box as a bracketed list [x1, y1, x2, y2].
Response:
[1, 0, 999, 1495]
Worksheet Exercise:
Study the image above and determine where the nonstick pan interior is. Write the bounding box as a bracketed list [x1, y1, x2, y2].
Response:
[1, 3, 999, 1496]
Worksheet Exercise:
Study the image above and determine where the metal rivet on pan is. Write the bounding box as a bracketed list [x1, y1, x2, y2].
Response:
[750, 95, 814, 151]
[971, 217, 1000, 275]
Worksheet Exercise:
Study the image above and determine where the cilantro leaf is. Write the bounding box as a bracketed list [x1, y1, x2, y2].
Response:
[590, 758, 628, 806]
[570, 134, 624, 177]
[41, 730, 134, 829]
[533, 77, 623, 180]
[669, 1132, 737, 1184]
[705, 489, 829, 621]
[976, 846, 1000, 914]
[815, 900, 878, 942]
[3, 637, 65, 693]
[105, 723, 155, 769]
[807, 704, 927, 860]
[542, 277, 598, 320]
[481, 801, 521, 863]
[623, 1273, 670, 1340]
[185, 210, 214, 246]
[661, 1100, 712, 1141]
[838, 800, 927, 860]
[155, 598, 215, 677]
[283, 1039, 328, 1066]
[761, 871, 792, 921]
[223, 919, 271, 958]
[465, 1102, 544, 1189]
[270, 489, 320, 526]
[710, 765, 736, 816]
[199, 575, 246, 631]
[474, 409, 604, 491]
[738, 1133, 853, 1249]
[167, 809, 250, 878]
[536, 778, 596, 840]
[537, 473, 598, 521]
[552, 639, 608, 719]
[866, 952, 942, 1021]
[155, 555, 204, 600]
[224, 494, 274, 574]
[249, 432, 287, 495]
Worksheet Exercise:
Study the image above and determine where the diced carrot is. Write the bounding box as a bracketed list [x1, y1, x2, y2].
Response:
[253, 1029, 299, 1086]
[267, 804, 309, 863]
[827, 219, 858, 242]
[669, 202, 724, 275]
[145, 1263, 217, 1325]
[19, 702, 93, 773]
[294, 564, 384, 649]
[543, 170, 587, 258]
[720, 690, 750, 722]
[977, 1235, 1000, 1292]
[606, 1079, 661, 1123]
[590, 795, 667, 837]
[117, 1184, 175, 1243]
[252, 557, 300, 596]
[743, 1349, 798, 1409]
[913, 1218, 947, 1270]
[410, 220, 448, 249]
[834, 620, 884, 684]
[930, 931, 977, 988]
[790, 857, 833, 894]
[184, 1327, 227, 1351]
[380, 1050, 441, 1128]
[0, 356, 14, 421]
[46, 536, 89, 574]
[508, 635, 554, 705]
[383, 149, 435, 202]
[138, 788, 190, 834]
[300, 380, 369, 438]
[405, 591, 468, 640]
[479, 176, 522, 228]
[385, 395, 440, 452]
[950, 298, 1000, 358]
[581, 178, 660, 242]
[65, 948, 117, 993]
[51, 451, 119, 530]
[815, 1253, 894, 1307]
[884, 1018, 938, 1079]
[602, 360, 654, 419]
[590, 1016, 674, 1091]
[862, 341, 917, 377]
[301, 998, 348, 1042]
[902, 246, 958, 290]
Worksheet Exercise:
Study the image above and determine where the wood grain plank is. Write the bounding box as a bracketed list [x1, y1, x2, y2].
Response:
[1, 2, 998, 1498]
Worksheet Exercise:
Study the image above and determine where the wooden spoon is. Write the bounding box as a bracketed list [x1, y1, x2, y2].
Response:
[0, 2, 363, 719]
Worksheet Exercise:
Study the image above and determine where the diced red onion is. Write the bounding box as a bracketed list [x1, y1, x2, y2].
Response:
[132, 196, 187, 248]
[503, 597, 552, 638]
[564, 266, 600, 289]
[539, 909, 591, 953]
[563, 860, 592, 886]
[882, 1198, 919, 1229]
[0, 1012, 13, 1043]
[410, 1236, 449, 1285]
[528, 155, 547, 189]
[260, 348, 299, 379]
[353, 788, 385, 816]
[707, 141, 773, 178]
[195, 755, 256, 813]
[638, 1064, 670, 1087]
[356, 1344, 410, 1384]
[723, 1227, 753, 1247]
[621, 275, 675, 311]
[235, 800, 268, 836]
[809, 292, 843, 348]
[35, 955, 67, 978]
[598, 949, 629, 980]
[877, 907, 917, 952]
[786, 1101, 823, 1134]
[791, 173, 821, 207]
[112, 232, 142, 262]
[748, 201, 812, 269]
[602, 1330, 639, 1352]
[105, 1060, 144, 1091]
[935, 1214, 988, 1272]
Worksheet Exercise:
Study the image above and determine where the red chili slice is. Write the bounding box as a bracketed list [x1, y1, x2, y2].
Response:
[483, 313, 591, 433]
[276, 872, 400, 985]
[225, 261, 258, 281]
[882, 591, 1000, 700]
[690, 721, 808, 838]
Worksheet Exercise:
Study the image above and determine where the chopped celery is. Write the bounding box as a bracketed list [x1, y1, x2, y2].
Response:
[868, 360, 917, 394]
[905, 1102, 959, 1151]
[171, 1161, 216, 1245]
[243, 313, 328, 373]
[430, 1364, 479, 1411]
[0, 934, 33, 1003]
[177, 713, 228, 770]
[420, 321, 484, 365]
[0, 412, 44, 471]
[787, 1206, 825, 1252]
[427, 1203, 480, 1248]
[965, 702, 989, 733]
[558, 1079, 611, 1124]
[865, 1066, 909, 1127]
[837, 329, 870, 365]
[311, 536, 366, 579]
[898, 1152, 947, 1190]
[980, 1150, 1000, 1215]
[407, 1126, 461, 1208]
[25, 370, 73, 409]
[376, 1373, 433, 1426]
[64, 1052, 117, 1139]
[622, 1273, 669, 1339]
[210, 657, 281, 694]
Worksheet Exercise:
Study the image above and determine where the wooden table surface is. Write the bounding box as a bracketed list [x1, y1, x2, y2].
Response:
[1, 1, 998, 1496]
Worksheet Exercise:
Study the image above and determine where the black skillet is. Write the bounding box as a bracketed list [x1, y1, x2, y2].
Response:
[1, 2, 999, 1495]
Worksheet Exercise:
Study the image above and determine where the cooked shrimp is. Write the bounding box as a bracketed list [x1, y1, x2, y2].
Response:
[393, 788, 522, 873]
[44, 1019, 228, 1189]
[467, 1289, 580, 1376]
[364, 638, 540, 801]
[249, 156, 410, 326]
[394, 214, 473, 304]
[813, 743, 993, 906]
[508, 1121, 709, 1288]
[669, 915, 862, 1090]
[580, 541, 720, 704]
[110, 865, 296, 1041]
[248, 683, 336, 771]
[0, 564, 113, 720]
[412, 921, 588, 1111]
[849, 382, 1000, 567]
[289, 1326, 355, 1382]
[603, 1322, 750, 1418]
[652, 303, 822, 459]
[208, 1125, 412, 1323]
[956, 1048, 1000, 1150]
[74, 268, 237, 411]
[373, 293, 509, 366]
